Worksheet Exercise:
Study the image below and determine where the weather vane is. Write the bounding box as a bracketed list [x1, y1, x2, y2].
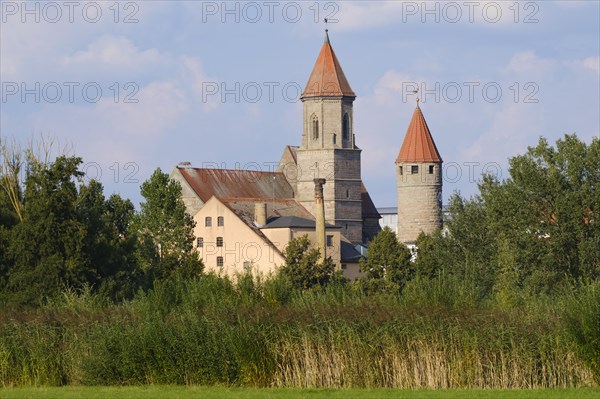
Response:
[411, 88, 420, 105]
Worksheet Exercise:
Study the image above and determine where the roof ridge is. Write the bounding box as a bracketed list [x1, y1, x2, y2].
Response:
[178, 167, 286, 175]
[219, 197, 297, 203]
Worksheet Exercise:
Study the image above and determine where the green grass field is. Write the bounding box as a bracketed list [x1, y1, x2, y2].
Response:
[0, 387, 598, 399]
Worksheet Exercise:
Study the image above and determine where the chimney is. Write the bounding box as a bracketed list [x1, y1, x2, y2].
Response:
[314, 178, 326, 261]
[254, 202, 267, 227]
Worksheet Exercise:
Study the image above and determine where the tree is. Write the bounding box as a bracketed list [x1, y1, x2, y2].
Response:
[75, 181, 140, 301]
[0, 143, 143, 305]
[3, 156, 91, 304]
[415, 134, 600, 299]
[1, 137, 25, 223]
[132, 168, 203, 281]
[280, 235, 335, 290]
[479, 134, 599, 292]
[359, 226, 412, 290]
[412, 230, 459, 280]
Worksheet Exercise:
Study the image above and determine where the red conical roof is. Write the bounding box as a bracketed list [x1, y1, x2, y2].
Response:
[301, 31, 355, 99]
[396, 104, 442, 163]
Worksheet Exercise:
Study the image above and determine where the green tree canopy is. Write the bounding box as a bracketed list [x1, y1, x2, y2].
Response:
[479, 134, 599, 291]
[359, 226, 412, 291]
[415, 134, 599, 298]
[1, 155, 141, 305]
[132, 168, 203, 281]
[280, 235, 335, 290]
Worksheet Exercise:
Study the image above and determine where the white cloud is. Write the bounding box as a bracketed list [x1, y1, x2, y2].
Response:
[335, 0, 531, 32]
[336, 1, 406, 32]
[502, 51, 556, 79]
[461, 102, 543, 164]
[582, 57, 600, 75]
[28, 80, 188, 156]
[555, 1, 591, 7]
[63, 35, 162, 69]
[370, 70, 429, 107]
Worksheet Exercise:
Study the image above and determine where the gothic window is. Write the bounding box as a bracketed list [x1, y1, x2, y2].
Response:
[311, 115, 319, 140]
[342, 113, 350, 141]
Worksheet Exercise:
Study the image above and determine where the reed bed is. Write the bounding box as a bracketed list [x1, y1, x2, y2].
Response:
[0, 274, 597, 388]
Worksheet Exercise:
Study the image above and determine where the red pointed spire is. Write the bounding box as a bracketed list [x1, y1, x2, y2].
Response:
[301, 31, 355, 99]
[396, 104, 442, 163]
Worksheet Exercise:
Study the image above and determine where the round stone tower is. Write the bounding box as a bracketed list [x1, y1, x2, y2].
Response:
[395, 101, 443, 244]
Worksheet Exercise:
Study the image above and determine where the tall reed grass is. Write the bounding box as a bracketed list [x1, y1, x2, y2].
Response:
[0, 273, 597, 388]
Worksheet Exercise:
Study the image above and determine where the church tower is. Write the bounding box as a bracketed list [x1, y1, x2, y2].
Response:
[395, 101, 443, 244]
[295, 31, 364, 243]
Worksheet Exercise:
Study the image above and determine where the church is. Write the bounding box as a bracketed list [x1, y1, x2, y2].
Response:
[170, 31, 443, 279]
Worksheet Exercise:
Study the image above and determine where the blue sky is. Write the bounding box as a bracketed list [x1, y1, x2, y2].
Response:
[1, 0, 599, 208]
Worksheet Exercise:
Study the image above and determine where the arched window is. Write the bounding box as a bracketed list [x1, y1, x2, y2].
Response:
[205, 216, 212, 227]
[312, 115, 319, 140]
[342, 113, 350, 141]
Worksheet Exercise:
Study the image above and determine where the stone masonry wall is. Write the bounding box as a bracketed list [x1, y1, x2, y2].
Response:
[296, 148, 363, 243]
[396, 162, 442, 244]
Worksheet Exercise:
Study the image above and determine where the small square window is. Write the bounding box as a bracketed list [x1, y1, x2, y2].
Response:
[197, 237, 204, 248]
[217, 216, 224, 227]
[326, 235, 334, 247]
[429, 165, 434, 174]
[217, 257, 224, 267]
[411, 165, 419, 174]
[216, 237, 223, 247]
[205, 216, 212, 227]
